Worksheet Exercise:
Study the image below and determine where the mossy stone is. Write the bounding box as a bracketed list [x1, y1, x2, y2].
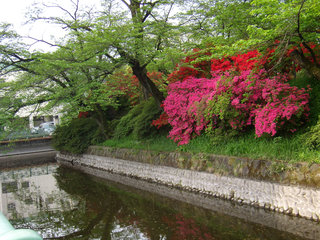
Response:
[310, 167, 320, 187]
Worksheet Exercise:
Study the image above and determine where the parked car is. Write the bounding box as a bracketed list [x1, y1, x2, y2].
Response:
[31, 126, 39, 133]
[37, 122, 56, 135]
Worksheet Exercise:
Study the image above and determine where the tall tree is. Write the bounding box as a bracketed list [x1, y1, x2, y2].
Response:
[89, 0, 183, 107]
[1, 0, 186, 120]
[0, 1, 123, 137]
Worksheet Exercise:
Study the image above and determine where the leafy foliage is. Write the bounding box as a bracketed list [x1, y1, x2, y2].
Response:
[0, 0, 319, 159]
[113, 98, 162, 140]
[132, 99, 163, 139]
[304, 119, 320, 150]
[113, 103, 145, 139]
[52, 118, 105, 154]
[167, 49, 212, 83]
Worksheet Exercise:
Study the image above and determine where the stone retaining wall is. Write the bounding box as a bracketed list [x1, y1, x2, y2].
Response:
[56, 146, 320, 221]
[87, 146, 320, 188]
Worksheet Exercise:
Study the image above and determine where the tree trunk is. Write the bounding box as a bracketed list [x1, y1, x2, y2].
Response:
[93, 105, 109, 139]
[131, 62, 164, 108]
[290, 49, 320, 81]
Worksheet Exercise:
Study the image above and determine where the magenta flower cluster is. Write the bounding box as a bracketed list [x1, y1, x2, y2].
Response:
[163, 70, 310, 145]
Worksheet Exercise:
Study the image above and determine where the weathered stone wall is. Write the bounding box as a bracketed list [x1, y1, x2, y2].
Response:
[57, 146, 320, 222]
[87, 146, 320, 188]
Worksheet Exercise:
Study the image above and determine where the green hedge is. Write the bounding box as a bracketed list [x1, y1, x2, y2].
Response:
[52, 118, 105, 154]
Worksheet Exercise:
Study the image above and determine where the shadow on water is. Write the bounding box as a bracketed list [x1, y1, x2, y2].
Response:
[2, 164, 319, 240]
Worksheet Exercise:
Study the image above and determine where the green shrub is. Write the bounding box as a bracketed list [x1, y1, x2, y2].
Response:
[132, 98, 163, 139]
[113, 103, 145, 139]
[290, 71, 320, 126]
[304, 117, 320, 150]
[52, 118, 105, 154]
[113, 98, 162, 140]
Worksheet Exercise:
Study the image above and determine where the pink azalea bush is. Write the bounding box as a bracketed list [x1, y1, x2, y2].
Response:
[163, 70, 310, 145]
[163, 77, 217, 145]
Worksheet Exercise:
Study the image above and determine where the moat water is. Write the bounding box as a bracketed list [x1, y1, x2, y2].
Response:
[0, 162, 319, 239]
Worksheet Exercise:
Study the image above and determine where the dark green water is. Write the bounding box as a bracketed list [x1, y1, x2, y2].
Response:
[1, 163, 319, 239]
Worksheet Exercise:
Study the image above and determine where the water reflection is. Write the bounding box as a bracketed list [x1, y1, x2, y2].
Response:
[0, 164, 318, 239]
[0, 164, 75, 219]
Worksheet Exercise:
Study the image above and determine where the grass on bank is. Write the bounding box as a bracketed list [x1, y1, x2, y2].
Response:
[101, 131, 320, 164]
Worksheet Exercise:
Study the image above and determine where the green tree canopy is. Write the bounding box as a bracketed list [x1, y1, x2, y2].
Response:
[1, 0, 319, 137]
[0, 0, 188, 134]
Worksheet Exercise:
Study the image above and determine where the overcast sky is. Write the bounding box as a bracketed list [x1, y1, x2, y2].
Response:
[0, 0, 102, 51]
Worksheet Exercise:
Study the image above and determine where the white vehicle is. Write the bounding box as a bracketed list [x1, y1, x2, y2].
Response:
[31, 126, 39, 133]
[38, 122, 56, 135]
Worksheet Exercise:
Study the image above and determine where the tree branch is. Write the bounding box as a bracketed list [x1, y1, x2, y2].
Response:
[296, 0, 318, 66]
[26, 36, 70, 50]
[50, 76, 68, 88]
[42, 2, 77, 21]
[120, 0, 130, 9]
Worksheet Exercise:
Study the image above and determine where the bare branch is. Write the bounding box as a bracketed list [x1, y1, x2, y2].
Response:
[164, 2, 174, 23]
[25, 36, 70, 50]
[71, 0, 80, 20]
[268, 32, 291, 73]
[142, 1, 160, 22]
[42, 2, 77, 21]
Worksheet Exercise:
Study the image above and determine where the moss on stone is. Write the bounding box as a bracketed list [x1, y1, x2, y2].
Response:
[86, 146, 320, 188]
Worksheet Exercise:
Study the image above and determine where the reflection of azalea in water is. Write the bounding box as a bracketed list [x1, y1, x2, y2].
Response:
[162, 214, 215, 240]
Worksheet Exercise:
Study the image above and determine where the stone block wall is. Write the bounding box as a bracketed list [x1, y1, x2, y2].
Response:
[86, 146, 320, 188]
[56, 146, 320, 221]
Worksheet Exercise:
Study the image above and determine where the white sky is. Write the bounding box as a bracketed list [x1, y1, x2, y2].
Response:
[0, 0, 103, 51]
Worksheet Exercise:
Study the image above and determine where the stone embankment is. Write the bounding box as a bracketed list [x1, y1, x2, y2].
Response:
[0, 137, 56, 168]
[56, 146, 320, 221]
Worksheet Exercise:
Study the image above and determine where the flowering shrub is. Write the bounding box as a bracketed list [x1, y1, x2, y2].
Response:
[152, 112, 169, 129]
[168, 43, 319, 86]
[158, 46, 316, 145]
[256, 43, 320, 74]
[167, 49, 212, 83]
[163, 77, 216, 145]
[163, 70, 310, 145]
[211, 50, 260, 75]
[78, 111, 89, 118]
